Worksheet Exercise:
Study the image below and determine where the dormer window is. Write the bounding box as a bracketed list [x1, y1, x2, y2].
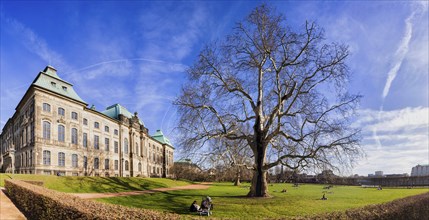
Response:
[51, 82, 56, 86]
[62, 86, 67, 91]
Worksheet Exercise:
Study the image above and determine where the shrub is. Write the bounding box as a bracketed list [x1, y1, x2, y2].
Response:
[310, 192, 429, 220]
[5, 179, 180, 220]
[22, 180, 44, 186]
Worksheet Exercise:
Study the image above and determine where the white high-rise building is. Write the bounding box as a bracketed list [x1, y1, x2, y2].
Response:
[411, 164, 429, 176]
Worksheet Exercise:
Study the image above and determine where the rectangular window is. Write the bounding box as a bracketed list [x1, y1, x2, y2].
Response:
[71, 128, 78, 145]
[114, 129, 118, 135]
[72, 154, 78, 167]
[58, 107, 65, 116]
[114, 141, 118, 153]
[43, 121, 51, 140]
[71, 112, 78, 120]
[94, 158, 99, 169]
[58, 125, 65, 142]
[114, 160, 118, 170]
[43, 150, 51, 165]
[105, 159, 109, 170]
[94, 122, 99, 129]
[83, 118, 88, 125]
[58, 152, 65, 166]
[83, 133, 87, 148]
[83, 156, 87, 169]
[105, 126, 109, 132]
[94, 135, 99, 149]
[43, 103, 51, 112]
[105, 138, 109, 151]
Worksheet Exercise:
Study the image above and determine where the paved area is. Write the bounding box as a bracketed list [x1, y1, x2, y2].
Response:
[0, 188, 26, 220]
[72, 183, 212, 199]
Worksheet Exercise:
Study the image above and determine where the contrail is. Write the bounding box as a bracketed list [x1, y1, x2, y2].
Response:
[375, 2, 426, 150]
[381, 12, 414, 99]
[62, 58, 187, 76]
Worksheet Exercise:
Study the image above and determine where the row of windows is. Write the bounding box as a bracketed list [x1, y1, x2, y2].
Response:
[41, 150, 143, 171]
[43, 104, 78, 120]
[43, 103, 119, 135]
[43, 121, 125, 154]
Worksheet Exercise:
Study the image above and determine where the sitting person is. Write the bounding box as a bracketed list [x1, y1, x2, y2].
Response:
[321, 193, 327, 200]
[189, 200, 200, 212]
[201, 196, 212, 210]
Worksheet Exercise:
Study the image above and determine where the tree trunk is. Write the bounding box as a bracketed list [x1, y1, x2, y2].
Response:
[247, 167, 269, 197]
[247, 142, 269, 197]
[234, 166, 241, 186]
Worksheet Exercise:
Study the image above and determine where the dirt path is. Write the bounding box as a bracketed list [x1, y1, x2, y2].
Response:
[71, 182, 212, 199]
[0, 188, 26, 220]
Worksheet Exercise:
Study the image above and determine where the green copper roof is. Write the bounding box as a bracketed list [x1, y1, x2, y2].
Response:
[101, 103, 144, 125]
[152, 130, 172, 146]
[32, 66, 86, 104]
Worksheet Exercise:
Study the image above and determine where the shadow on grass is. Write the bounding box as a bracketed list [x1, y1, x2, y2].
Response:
[60, 176, 178, 193]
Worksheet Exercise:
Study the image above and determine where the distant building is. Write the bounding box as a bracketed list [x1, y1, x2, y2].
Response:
[411, 164, 429, 176]
[375, 171, 384, 176]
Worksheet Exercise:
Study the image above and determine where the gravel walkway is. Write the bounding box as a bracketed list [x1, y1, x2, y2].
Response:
[71, 182, 212, 199]
[0, 188, 26, 220]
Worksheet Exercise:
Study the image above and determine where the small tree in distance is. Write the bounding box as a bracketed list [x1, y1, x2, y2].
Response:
[175, 4, 362, 197]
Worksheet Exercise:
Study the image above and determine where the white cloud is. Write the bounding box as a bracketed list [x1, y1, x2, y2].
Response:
[353, 107, 429, 175]
[2, 16, 71, 72]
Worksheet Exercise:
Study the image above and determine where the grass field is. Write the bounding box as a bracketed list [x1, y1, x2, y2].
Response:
[98, 182, 429, 219]
[0, 174, 191, 193]
[1, 174, 428, 218]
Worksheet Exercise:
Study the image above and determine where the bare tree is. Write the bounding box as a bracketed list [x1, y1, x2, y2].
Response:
[175, 4, 361, 197]
[208, 138, 253, 185]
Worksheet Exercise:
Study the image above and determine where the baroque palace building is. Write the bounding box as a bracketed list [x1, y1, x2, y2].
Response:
[0, 66, 174, 177]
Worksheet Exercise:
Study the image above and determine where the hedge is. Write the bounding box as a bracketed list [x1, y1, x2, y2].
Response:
[5, 179, 180, 220]
[308, 192, 429, 220]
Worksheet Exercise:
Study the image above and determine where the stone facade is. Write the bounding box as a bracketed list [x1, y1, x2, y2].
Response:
[0, 66, 174, 177]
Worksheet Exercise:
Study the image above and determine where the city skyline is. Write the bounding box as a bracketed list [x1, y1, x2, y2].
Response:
[1, 1, 428, 176]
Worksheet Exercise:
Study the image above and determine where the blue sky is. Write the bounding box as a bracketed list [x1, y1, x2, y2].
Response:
[1, 1, 428, 176]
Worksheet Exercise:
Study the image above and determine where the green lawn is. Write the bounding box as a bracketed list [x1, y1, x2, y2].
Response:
[0, 174, 192, 193]
[98, 182, 429, 219]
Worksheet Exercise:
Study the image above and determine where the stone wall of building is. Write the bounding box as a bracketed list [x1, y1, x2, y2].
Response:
[0, 66, 174, 178]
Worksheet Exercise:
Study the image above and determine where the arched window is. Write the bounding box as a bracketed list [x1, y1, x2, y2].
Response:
[125, 160, 129, 171]
[43, 103, 51, 112]
[30, 150, 32, 166]
[138, 162, 142, 172]
[124, 138, 128, 154]
[71, 112, 78, 120]
[71, 128, 78, 144]
[72, 154, 78, 167]
[43, 121, 51, 139]
[83, 156, 88, 169]
[58, 152, 65, 166]
[43, 150, 51, 165]
[58, 125, 65, 142]
[105, 159, 109, 170]
[94, 157, 99, 169]
[58, 107, 65, 116]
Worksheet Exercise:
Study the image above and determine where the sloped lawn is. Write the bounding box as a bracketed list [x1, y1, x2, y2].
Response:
[0, 174, 192, 193]
[98, 182, 429, 219]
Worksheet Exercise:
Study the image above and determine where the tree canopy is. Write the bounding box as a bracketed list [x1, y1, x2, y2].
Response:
[175, 4, 362, 197]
